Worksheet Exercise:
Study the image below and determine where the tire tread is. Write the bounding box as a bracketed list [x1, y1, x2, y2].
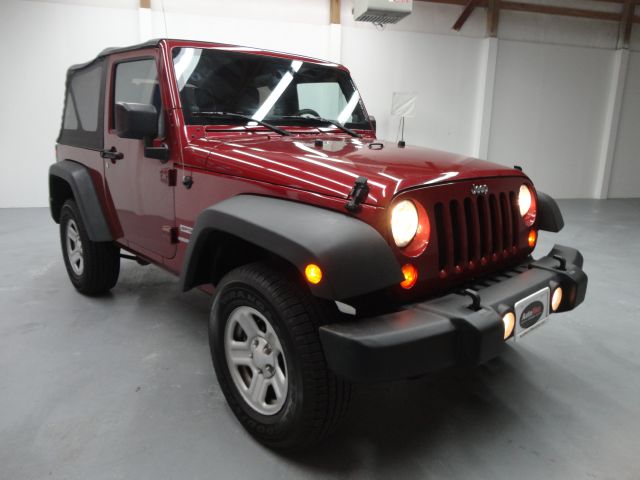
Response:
[60, 199, 119, 295]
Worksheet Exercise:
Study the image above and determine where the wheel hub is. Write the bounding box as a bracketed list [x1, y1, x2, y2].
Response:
[250, 337, 276, 378]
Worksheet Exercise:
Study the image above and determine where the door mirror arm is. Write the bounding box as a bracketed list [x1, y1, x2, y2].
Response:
[144, 137, 170, 162]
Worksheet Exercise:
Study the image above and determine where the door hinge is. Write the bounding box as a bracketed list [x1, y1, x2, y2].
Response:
[160, 168, 177, 186]
[162, 225, 179, 244]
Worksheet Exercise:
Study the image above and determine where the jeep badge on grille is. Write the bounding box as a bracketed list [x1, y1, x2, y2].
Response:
[471, 184, 489, 195]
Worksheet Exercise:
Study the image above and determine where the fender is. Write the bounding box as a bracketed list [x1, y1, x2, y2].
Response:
[49, 160, 113, 241]
[537, 191, 564, 233]
[180, 195, 404, 301]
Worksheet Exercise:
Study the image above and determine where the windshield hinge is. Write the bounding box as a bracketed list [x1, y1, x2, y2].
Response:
[160, 168, 177, 187]
[345, 176, 369, 212]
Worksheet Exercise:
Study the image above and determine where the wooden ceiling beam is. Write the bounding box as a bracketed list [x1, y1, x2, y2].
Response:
[417, 0, 640, 23]
[452, 0, 479, 31]
[618, 0, 636, 48]
[499, 1, 620, 22]
[487, 0, 500, 37]
[330, 0, 341, 24]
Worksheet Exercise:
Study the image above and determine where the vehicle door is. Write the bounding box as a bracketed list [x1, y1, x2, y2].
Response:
[103, 52, 177, 259]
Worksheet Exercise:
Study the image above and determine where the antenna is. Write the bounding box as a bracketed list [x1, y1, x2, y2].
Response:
[160, 0, 168, 37]
[391, 92, 417, 148]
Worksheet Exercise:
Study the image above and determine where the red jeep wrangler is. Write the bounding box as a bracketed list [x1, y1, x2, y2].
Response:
[50, 39, 587, 450]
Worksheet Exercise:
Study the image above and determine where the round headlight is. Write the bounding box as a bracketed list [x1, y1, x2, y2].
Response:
[518, 184, 537, 227]
[391, 200, 419, 248]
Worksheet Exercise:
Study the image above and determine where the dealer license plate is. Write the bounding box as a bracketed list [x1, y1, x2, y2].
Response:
[514, 287, 550, 340]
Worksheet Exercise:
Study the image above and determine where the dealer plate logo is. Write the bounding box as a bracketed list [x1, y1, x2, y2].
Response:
[514, 287, 550, 340]
[520, 301, 544, 329]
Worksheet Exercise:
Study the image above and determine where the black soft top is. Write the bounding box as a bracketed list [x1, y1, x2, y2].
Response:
[68, 38, 162, 71]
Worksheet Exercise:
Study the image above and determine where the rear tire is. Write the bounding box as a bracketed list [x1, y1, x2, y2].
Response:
[59, 199, 120, 295]
[209, 262, 351, 451]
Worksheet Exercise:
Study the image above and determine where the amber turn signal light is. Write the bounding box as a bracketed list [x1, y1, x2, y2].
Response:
[528, 229, 537, 248]
[304, 264, 323, 284]
[400, 264, 418, 289]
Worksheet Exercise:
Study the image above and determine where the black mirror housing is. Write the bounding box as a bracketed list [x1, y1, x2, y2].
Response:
[369, 115, 377, 135]
[115, 102, 158, 140]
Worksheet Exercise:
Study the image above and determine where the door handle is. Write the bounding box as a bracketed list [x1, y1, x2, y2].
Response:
[100, 147, 124, 161]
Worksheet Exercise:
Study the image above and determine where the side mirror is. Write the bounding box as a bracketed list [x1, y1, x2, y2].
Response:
[369, 115, 377, 135]
[114, 102, 169, 161]
[115, 102, 158, 140]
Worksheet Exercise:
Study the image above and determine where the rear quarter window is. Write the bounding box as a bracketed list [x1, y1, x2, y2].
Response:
[58, 59, 105, 150]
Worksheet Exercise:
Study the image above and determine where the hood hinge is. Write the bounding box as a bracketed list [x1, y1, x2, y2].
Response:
[160, 168, 177, 186]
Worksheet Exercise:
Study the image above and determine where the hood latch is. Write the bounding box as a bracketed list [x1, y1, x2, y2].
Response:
[345, 176, 369, 212]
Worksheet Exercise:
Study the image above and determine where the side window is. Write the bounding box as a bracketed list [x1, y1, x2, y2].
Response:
[58, 59, 105, 149]
[113, 59, 161, 121]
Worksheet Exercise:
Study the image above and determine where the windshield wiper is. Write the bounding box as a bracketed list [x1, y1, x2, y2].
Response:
[192, 111, 291, 136]
[279, 115, 361, 138]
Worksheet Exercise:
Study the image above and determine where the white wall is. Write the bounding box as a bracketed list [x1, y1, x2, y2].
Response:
[0, 0, 139, 208]
[488, 40, 612, 198]
[609, 51, 640, 198]
[0, 0, 639, 207]
[149, 0, 332, 60]
[341, 28, 484, 156]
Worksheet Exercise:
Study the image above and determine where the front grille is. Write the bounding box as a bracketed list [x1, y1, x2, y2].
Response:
[433, 191, 520, 273]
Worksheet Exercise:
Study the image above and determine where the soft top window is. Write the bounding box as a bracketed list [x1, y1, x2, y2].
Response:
[58, 59, 105, 149]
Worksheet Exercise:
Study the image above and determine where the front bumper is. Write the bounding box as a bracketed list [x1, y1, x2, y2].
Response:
[319, 244, 587, 382]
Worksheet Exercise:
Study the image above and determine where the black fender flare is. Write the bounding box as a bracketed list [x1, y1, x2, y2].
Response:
[49, 160, 113, 241]
[180, 195, 404, 301]
[537, 191, 564, 233]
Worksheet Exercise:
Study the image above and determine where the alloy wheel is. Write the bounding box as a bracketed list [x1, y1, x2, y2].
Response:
[224, 306, 288, 415]
[66, 219, 84, 276]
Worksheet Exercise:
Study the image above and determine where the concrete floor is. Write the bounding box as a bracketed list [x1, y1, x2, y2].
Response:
[1, 200, 639, 480]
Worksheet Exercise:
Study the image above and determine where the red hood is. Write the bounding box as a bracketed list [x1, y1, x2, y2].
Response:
[193, 135, 525, 207]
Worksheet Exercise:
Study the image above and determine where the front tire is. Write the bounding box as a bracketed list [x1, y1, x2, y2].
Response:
[209, 262, 351, 450]
[59, 199, 120, 295]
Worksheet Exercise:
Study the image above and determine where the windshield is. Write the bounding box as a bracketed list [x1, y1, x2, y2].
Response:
[171, 47, 370, 130]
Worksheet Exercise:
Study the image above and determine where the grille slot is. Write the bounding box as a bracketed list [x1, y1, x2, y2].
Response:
[478, 196, 489, 257]
[509, 191, 519, 246]
[434, 203, 447, 271]
[500, 192, 512, 249]
[450, 201, 462, 267]
[434, 191, 519, 273]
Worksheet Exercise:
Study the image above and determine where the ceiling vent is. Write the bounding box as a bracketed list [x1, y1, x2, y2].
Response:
[353, 0, 413, 25]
